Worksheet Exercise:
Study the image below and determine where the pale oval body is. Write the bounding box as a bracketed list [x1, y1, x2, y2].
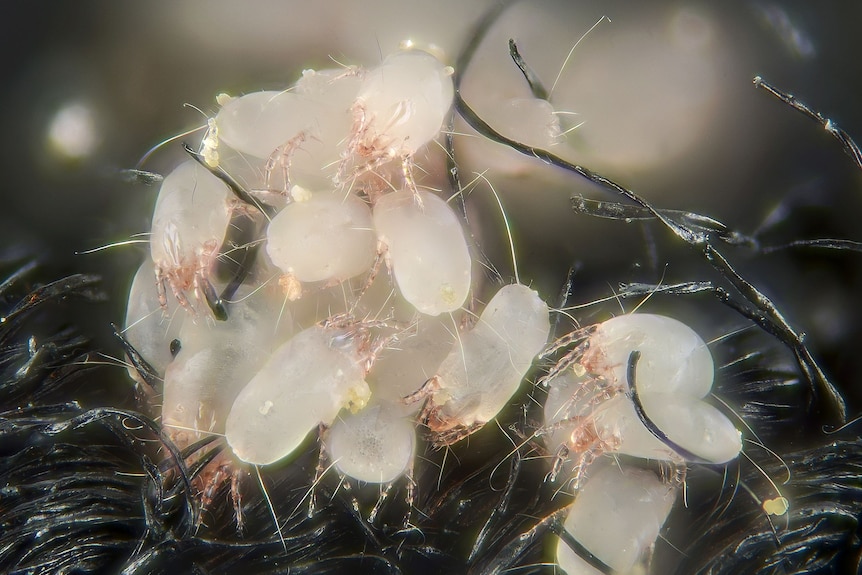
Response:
[226, 326, 370, 466]
[583, 313, 714, 397]
[162, 287, 291, 446]
[556, 465, 676, 575]
[640, 392, 742, 463]
[545, 312, 742, 464]
[123, 259, 183, 379]
[354, 49, 454, 157]
[149, 160, 233, 272]
[373, 189, 471, 316]
[434, 283, 550, 425]
[546, 379, 742, 464]
[216, 90, 321, 160]
[266, 188, 376, 283]
[327, 401, 415, 483]
[370, 312, 456, 412]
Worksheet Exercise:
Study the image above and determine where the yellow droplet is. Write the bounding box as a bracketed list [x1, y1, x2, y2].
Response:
[763, 496, 789, 516]
[290, 185, 313, 203]
[345, 382, 372, 413]
[279, 274, 303, 301]
[439, 284, 456, 306]
[204, 148, 219, 168]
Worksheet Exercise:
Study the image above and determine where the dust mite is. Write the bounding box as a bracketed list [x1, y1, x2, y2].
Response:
[372, 188, 472, 316]
[148, 160, 239, 317]
[127, 46, 463, 523]
[405, 283, 551, 447]
[542, 313, 742, 484]
[265, 186, 378, 299]
[225, 319, 384, 467]
[342, 48, 455, 187]
[555, 464, 677, 575]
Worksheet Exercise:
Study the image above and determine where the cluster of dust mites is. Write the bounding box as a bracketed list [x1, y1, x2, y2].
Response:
[126, 45, 550, 520]
[123, 43, 750, 573]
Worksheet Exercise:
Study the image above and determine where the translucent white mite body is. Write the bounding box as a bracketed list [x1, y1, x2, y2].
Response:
[327, 400, 415, 484]
[496, 98, 563, 148]
[556, 464, 676, 575]
[214, 70, 361, 190]
[579, 313, 715, 396]
[372, 189, 471, 316]
[370, 311, 457, 412]
[161, 287, 292, 450]
[265, 186, 377, 296]
[465, 97, 564, 176]
[216, 91, 315, 160]
[544, 314, 742, 481]
[225, 323, 373, 466]
[405, 283, 550, 446]
[291, 68, 363, 185]
[123, 259, 183, 382]
[149, 160, 234, 312]
[344, 49, 454, 182]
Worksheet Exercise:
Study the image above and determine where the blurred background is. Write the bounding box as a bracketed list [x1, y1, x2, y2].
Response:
[1, 0, 861, 571]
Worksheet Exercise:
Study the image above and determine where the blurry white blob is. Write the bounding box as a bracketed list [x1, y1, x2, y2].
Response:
[459, 4, 723, 174]
[552, 7, 719, 171]
[460, 96, 564, 176]
[753, 3, 815, 59]
[46, 101, 100, 160]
